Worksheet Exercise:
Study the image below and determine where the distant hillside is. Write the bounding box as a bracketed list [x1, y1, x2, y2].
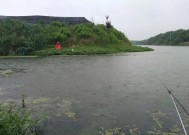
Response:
[0, 15, 91, 25]
[136, 29, 189, 45]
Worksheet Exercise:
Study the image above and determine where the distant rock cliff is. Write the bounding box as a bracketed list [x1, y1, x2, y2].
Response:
[0, 15, 91, 25]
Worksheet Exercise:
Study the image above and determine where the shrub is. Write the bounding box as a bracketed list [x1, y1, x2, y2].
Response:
[0, 103, 38, 135]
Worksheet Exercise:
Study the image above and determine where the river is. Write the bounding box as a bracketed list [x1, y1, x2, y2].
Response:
[0, 45, 189, 135]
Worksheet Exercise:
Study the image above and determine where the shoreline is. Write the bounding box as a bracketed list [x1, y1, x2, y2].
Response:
[35, 45, 153, 56]
[0, 45, 153, 58]
[0, 56, 38, 58]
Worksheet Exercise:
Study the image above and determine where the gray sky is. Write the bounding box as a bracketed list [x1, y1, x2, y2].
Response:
[1, 0, 189, 40]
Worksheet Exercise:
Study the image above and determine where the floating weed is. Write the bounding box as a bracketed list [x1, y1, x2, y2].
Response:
[99, 110, 185, 135]
[30, 98, 74, 119]
[65, 112, 76, 120]
[62, 100, 72, 106]
[0, 87, 4, 96]
[150, 110, 167, 118]
[147, 111, 184, 135]
[100, 124, 183, 135]
[129, 125, 140, 135]
[32, 98, 50, 104]
[2, 97, 75, 120]
[100, 126, 131, 135]
[100, 127, 124, 135]
[147, 128, 162, 135]
[147, 126, 183, 135]
[57, 99, 72, 109]
[0, 69, 14, 77]
[153, 117, 162, 129]
[149, 111, 167, 129]
[0, 68, 26, 78]
[170, 125, 183, 134]
[56, 113, 62, 117]
[56, 99, 73, 117]
[122, 125, 140, 135]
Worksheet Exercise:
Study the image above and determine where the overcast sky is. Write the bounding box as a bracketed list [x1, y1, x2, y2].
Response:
[1, 0, 189, 40]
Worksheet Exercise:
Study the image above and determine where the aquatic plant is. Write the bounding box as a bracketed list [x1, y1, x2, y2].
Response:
[65, 112, 76, 120]
[0, 69, 14, 77]
[99, 110, 186, 135]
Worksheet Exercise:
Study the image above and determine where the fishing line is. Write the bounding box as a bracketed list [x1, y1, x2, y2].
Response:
[170, 93, 188, 135]
[147, 72, 189, 117]
[162, 82, 188, 135]
[162, 82, 189, 117]
[139, 69, 189, 133]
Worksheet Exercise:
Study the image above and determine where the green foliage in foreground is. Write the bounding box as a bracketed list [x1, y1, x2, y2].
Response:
[0, 20, 131, 56]
[0, 103, 37, 135]
[35, 45, 153, 56]
[138, 29, 189, 45]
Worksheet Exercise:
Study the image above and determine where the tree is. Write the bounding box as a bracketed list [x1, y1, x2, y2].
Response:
[105, 15, 112, 28]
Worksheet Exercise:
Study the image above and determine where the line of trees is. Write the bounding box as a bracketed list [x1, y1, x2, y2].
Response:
[0, 20, 130, 55]
[138, 29, 189, 45]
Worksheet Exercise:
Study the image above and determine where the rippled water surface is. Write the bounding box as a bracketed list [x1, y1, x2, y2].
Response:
[0, 46, 189, 135]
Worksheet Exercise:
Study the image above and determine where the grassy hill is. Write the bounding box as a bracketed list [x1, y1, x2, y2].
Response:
[136, 29, 189, 45]
[0, 19, 152, 56]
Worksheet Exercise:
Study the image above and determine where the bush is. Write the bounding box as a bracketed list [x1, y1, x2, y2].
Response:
[0, 103, 37, 135]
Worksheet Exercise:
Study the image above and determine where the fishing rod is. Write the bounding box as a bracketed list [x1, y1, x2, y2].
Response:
[162, 82, 188, 135]
[162, 83, 189, 117]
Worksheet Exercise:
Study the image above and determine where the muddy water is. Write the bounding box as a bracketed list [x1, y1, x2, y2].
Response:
[0, 46, 189, 135]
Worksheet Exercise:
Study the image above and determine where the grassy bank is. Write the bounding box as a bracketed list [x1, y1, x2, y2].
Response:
[35, 45, 153, 56]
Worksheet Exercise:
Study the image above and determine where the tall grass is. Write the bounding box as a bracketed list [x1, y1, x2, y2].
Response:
[0, 103, 38, 135]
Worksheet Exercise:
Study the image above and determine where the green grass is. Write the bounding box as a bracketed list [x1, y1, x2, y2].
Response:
[0, 103, 38, 135]
[35, 45, 153, 56]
